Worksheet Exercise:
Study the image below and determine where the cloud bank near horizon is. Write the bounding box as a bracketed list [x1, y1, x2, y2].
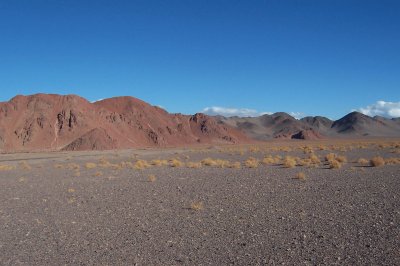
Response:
[355, 101, 400, 118]
[201, 106, 305, 119]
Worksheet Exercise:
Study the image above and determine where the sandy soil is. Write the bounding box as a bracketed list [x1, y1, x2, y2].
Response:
[0, 141, 399, 265]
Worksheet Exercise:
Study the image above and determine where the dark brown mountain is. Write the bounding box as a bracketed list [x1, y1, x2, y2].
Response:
[0, 94, 250, 152]
[217, 111, 400, 140]
[219, 113, 323, 140]
[331, 111, 400, 137]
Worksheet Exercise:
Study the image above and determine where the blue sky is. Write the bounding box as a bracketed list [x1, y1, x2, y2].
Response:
[0, 0, 399, 119]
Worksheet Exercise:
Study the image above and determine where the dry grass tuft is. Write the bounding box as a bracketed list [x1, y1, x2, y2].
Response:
[336, 155, 347, 163]
[148, 174, 156, 182]
[325, 153, 337, 162]
[190, 201, 204, 211]
[0, 164, 14, 171]
[93, 171, 103, 177]
[85, 162, 97, 169]
[67, 188, 75, 193]
[283, 156, 297, 168]
[329, 160, 342, 169]
[384, 157, 400, 165]
[370, 156, 385, 167]
[357, 158, 369, 165]
[19, 161, 32, 170]
[262, 155, 276, 165]
[295, 172, 306, 180]
[170, 159, 184, 167]
[228, 161, 241, 169]
[309, 154, 321, 164]
[245, 157, 259, 168]
[150, 159, 169, 167]
[74, 171, 81, 177]
[186, 162, 202, 168]
[134, 160, 151, 170]
[214, 159, 231, 168]
[201, 158, 217, 166]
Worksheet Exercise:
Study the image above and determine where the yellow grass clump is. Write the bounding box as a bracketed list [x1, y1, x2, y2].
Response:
[214, 159, 231, 168]
[309, 154, 321, 164]
[150, 159, 169, 167]
[384, 157, 400, 165]
[262, 156, 276, 165]
[245, 157, 259, 168]
[325, 153, 337, 162]
[329, 160, 342, 169]
[0, 164, 14, 171]
[357, 158, 369, 165]
[295, 172, 306, 180]
[186, 162, 202, 168]
[148, 174, 156, 182]
[85, 162, 97, 169]
[201, 158, 217, 166]
[283, 156, 297, 168]
[190, 201, 204, 211]
[170, 159, 184, 167]
[134, 160, 151, 170]
[370, 156, 385, 167]
[336, 155, 347, 163]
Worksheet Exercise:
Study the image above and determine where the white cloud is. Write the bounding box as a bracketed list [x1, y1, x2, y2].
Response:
[288, 112, 305, 119]
[91, 98, 104, 103]
[355, 100, 400, 118]
[202, 106, 271, 117]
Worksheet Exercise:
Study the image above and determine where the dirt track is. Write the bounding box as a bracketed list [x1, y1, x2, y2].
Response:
[0, 144, 399, 265]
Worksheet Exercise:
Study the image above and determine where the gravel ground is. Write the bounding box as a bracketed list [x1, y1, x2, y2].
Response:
[0, 144, 399, 265]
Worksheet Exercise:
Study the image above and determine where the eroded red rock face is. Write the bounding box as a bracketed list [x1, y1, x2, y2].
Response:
[0, 94, 250, 152]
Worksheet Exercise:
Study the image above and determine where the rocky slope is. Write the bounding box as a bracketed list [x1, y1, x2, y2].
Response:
[0, 94, 250, 152]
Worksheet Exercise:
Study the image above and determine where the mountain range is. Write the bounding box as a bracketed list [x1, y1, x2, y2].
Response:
[0, 94, 399, 152]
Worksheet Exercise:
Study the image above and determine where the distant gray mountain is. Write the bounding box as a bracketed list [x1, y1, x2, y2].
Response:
[216, 111, 400, 140]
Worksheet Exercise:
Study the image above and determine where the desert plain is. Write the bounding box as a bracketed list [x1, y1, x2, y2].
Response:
[0, 139, 399, 265]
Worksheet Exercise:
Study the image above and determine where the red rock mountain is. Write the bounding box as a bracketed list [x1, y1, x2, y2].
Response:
[0, 94, 250, 152]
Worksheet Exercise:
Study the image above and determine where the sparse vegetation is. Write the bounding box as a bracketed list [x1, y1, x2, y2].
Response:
[228, 161, 241, 169]
[201, 158, 217, 166]
[148, 174, 156, 182]
[283, 156, 296, 168]
[85, 162, 97, 169]
[357, 158, 369, 165]
[186, 162, 202, 168]
[336, 155, 347, 163]
[370, 156, 385, 167]
[309, 154, 321, 164]
[329, 160, 342, 169]
[170, 159, 184, 167]
[325, 153, 337, 162]
[134, 160, 151, 170]
[0, 164, 14, 171]
[94, 171, 103, 177]
[245, 157, 259, 168]
[190, 201, 204, 211]
[151, 159, 169, 166]
[262, 155, 276, 165]
[296, 172, 306, 180]
[19, 161, 32, 170]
